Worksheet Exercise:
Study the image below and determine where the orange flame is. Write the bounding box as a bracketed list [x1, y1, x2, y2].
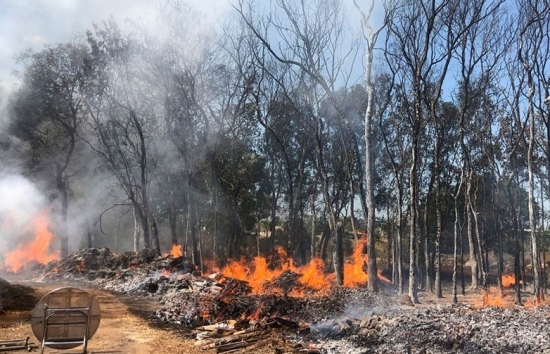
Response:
[3, 210, 60, 273]
[377, 269, 391, 283]
[222, 248, 335, 294]
[483, 291, 508, 307]
[343, 239, 369, 287]
[501, 273, 515, 288]
[202, 259, 220, 274]
[222, 253, 284, 293]
[170, 244, 183, 257]
[474, 287, 511, 308]
[299, 258, 332, 291]
[221, 238, 380, 295]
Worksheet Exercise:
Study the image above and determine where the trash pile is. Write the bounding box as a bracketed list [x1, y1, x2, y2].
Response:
[18, 248, 550, 353]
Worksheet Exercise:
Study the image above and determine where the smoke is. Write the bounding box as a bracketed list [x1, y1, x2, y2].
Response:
[0, 1, 232, 264]
[0, 172, 47, 255]
[0, 82, 10, 136]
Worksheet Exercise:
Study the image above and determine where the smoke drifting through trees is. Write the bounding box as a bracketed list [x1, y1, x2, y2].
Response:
[1, 0, 549, 300]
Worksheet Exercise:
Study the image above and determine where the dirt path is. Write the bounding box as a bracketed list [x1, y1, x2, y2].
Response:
[0, 282, 210, 354]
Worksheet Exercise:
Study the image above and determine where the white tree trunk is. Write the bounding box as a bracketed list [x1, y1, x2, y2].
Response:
[133, 205, 141, 252]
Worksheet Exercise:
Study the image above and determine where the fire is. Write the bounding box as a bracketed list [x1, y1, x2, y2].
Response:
[202, 259, 220, 274]
[377, 269, 391, 283]
[170, 244, 183, 257]
[299, 258, 332, 291]
[3, 210, 60, 273]
[222, 248, 334, 294]
[221, 238, 380, 295]
[222, 253, 284, 293]
[343, 239, 369, 287]
[75, 260, 86, 274]
[501, 273, 515, 288]
[474, 287, 512, 308]
[482, 289, 509, 307]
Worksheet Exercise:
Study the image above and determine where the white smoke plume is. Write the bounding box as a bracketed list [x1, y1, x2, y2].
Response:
[0, 172, 48, 256]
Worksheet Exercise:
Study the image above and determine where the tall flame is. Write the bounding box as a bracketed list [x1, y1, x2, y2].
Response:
[170, 244, 183, 257]
[343, 238, 369, 287]
[3, 210, 60, 273]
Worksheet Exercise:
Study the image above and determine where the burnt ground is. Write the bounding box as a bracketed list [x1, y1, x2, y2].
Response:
[1, 250, 549, 354]
[2, 278, 546, 354]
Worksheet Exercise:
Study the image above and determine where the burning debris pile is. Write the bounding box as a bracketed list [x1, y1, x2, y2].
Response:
[2, 210, 60, 273]
[33, 247, 196, 294]
[157, 278, 384, 328]
[7, 247, 550, 353]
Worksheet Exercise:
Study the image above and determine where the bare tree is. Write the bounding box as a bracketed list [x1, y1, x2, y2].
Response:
[386, 0, 449, 303]
[85, 21, 161, 255]
[353, 0, 393, 293]
[516, 0, 550, 302]
[10, 43, 91, 257]
[235, 0, 359, 285]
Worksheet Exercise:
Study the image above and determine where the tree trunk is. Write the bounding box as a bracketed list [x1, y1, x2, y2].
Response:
[466, 176, 478, 289]
[211, 160, 223, 267]
[150, 213, 160, 256]
[460, 224, 466, 295]
[86, 216, 93, 249]
[56, 166, 69, 258]
[138, 205, 151, 250]
[495, 181, 504, 291]
[333, 222, 344, 286]
[433, 135, 443, 298]
[422, 172, 433, 292]
[310, 183, 317, 258]
[133, 205, 141, 252]
[169, 193, 178, 246]
[270, 176, 279, 254]
[320, 222, 330, 263]
[364, 33, 379, 293]
[396, 188, 404, 295]
[408, 134, 420, 303]
[472, 204, 487, 288]
[540, 181, 546, 297]
[506, 178, 522, 304]
[349, 179, 358, 243]
[188, 190, 200, 266]
[452, 194, 460, 304]
[527, 85, 542, 302]
[529, 155, 542, 302]
[423, 227, 430, 291]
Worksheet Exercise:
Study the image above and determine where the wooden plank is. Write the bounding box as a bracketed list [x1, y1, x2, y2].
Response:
[200, 329, 268, 350]
[215, 334, 270, 353]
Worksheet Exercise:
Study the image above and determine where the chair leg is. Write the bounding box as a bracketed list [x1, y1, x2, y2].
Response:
[41, 306, 48, 354]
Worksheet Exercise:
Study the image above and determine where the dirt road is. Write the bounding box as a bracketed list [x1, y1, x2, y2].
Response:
[0, 282, 208, 354]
